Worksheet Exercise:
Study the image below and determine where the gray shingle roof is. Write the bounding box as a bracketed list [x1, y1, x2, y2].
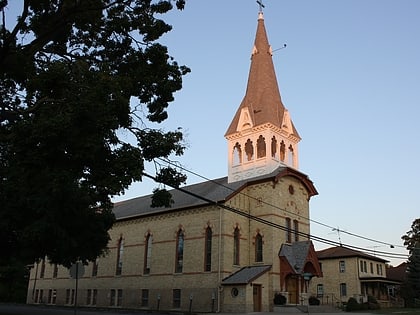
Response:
[221, 265, 272, 285]
[279, 241, 312, 273]
[112, 166, 296, 220]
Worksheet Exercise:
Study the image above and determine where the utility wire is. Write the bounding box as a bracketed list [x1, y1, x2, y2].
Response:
[143, 169, 409, 261]
[155, 157, 406, 251]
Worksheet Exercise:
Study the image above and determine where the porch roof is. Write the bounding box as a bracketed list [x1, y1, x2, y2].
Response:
[221, 265, 272, 285]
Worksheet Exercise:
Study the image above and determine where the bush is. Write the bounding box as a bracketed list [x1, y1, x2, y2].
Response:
[309, 296, 320, 305]
[273, 293, 287, 305]
[346, 297, 361, 312]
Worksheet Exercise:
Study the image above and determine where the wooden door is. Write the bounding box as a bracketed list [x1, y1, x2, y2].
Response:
[253, 284, 262, 311]
[286, 276, 299, 304]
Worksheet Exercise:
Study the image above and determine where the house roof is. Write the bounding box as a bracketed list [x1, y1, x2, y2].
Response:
[113, 166, 317, 221]
[316, 246, 388, 263]
[221, 265, 272, 285]
[386, 262, 407, 282]
[225, 12, 299, 138]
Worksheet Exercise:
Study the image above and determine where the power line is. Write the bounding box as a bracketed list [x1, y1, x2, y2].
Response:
[155, 157, 406, 252]
[143, 166, 409, 262]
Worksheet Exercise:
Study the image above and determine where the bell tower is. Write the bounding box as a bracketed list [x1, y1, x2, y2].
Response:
[225, 9, 301, 183]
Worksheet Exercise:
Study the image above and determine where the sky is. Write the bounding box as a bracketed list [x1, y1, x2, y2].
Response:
[113, 0, 420, 266]
[7, 1, 419, 266]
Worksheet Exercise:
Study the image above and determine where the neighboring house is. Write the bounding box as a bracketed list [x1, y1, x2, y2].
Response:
[310, 246, 402, 308]
[26, 8, 321, 313]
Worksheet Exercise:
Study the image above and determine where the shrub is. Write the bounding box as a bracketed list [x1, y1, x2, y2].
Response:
[273, 293, 286, 305]
[309, 296, 320, 305]
[346, 297, 361, 312]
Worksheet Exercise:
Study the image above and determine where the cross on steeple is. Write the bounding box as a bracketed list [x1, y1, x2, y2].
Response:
[256, 0, 265, 12]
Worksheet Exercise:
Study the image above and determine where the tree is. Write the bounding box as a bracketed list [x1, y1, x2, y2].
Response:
[401, 218, 420, 306]
[0, 0, 190, 270]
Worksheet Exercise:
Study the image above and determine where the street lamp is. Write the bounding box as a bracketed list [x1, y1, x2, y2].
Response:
[303, 272, 314, 314]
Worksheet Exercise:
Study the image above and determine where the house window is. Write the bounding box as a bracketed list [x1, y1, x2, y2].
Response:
[363, 261, 367, 272]
[39, 289, 44, 304]
[175, 229, 184, 273]
[141, 289, 149, 307]
[255, 233, 263, 262]
[40, 260, 45, 278]
[173, 289, 181, 308]
[233, 227, 240, 265]
[257, 135, 266, 158]
[360, 260, 363, 273]
[377, 264, 383, 275]
[87, 289, 92, 305]
[110, 289, 116, 306]
[204, 227, 212, 271]
[92, 259, 99, 277]
[86, 289, 97, 305]
[117, 289, 123, 306]
[339, 260, 345, 273]
[144, 233, 152, 274]
[52, 264, 58, 278]
[66, 289, 75, 305]
[48, 289, 53, 304]
[286, 218, 292, 243]
[92, 289, 97, 305]
[293, 220, 299, 241]
[116, 236, 124, 275]
[370, 262, 374, 274]
[317, 284, 324, 297]
[340, 283, 347, 297]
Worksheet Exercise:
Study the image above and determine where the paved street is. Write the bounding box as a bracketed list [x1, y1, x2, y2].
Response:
[0, 303, 379, 315]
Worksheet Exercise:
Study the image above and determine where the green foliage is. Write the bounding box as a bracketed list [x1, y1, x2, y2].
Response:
[346, 297, 361, 312]
[401, 219, 420, 305]
[273, 293, 286, 305]
[309, 296, 320, 305]
[0, 0, 190, 271]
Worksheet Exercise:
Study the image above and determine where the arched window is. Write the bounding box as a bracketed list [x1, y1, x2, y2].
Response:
[285, 218, 291, 243]
[144, 233, 152, 274]
[257, 135, 266, 158]
[245, 139, 254, 161]
[116, 236, 124, 275]
[233, 227, 240, 265]
[293, 220, 299, 242]
[271, 136, 277, 158]
[255, 233, 263, 262]
[280, 141, 286, 161]
[233, 142, 242, 166]
[175, 229, 184, 273]
[204, 227, 212, 271]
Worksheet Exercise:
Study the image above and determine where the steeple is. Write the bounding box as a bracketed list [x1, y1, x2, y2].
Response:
[225, 10, 301, 183]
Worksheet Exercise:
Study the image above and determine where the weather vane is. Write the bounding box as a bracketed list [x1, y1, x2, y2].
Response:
[256, 0, 265, 12]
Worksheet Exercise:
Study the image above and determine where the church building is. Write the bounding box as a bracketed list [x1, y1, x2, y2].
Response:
[26, 8, 321, 313]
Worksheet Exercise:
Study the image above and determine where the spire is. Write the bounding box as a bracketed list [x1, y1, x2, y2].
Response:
[225, 9, 301, 183]
[225, 11, 299, 138]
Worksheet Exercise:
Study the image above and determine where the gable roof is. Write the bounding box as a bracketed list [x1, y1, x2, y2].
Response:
[316, 246, 388, 263]
[279, 241, 312, 274]
[113, 166, 317, 221]
[221, 265, 272, 285]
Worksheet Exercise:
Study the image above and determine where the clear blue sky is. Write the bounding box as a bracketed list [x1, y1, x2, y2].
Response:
[114, 0, 420, 265]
